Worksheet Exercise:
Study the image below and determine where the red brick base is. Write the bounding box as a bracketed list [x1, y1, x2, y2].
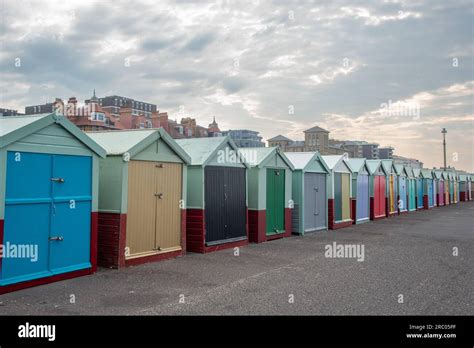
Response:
[370, 197, 386, 220]
[248, 210, 265, 243]
[328, 198, 352, 230]
[249, 208, 292, 243]
[423, 195, 429, 210]
[186, 208, 249, 253]
[351, 198, 356, 224]
[98, 210, 185, 269]
[98, 212, 127, 268]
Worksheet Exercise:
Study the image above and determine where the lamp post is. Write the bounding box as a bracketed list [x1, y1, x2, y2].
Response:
[441, 128, 447, 170]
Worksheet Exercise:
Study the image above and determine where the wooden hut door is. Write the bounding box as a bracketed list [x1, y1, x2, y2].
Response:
[439, 181, 444, 205]
[428, 179, 433, 206]
[304, 173, 326, 231]
[454, 181, 457, 202]
[334, 173, 343, 222]
[356, 175, 369, 220]
[445, 181, 449, 204]
[417, 179, 423, 208]
[398, 177, 407, 212]
[205, 167, 247, 245]
[126, 161, 158, 257]
[127, 161, 182, 257]
[266, 168, 285, 235]
[374, 176, 386, 218]
[155, 162, 182, 251]
[410, 180, 416, 210]
[389, 176, 395, 213]
[341, 173, 350, 220]
[2, 152, 92, 285]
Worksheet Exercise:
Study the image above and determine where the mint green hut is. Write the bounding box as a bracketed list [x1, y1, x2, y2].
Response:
[420, 169, 435, 209]
[413, 168, 424, 210]
[87, 129, 190, 269]
[238, 147, 294, 243]
[406, 167, 417, 211]
[284, 152, 329, 235]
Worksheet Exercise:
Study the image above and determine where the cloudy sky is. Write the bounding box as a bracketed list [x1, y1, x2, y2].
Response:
[1, 0, 473, 171]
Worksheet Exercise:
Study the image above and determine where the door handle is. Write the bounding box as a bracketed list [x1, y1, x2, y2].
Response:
[49, 236, 64, 241]
[155, 193, 164, 199]
[51, 177, 65, 183]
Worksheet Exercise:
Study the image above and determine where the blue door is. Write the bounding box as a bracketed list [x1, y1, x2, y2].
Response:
[356, 174, 369, 221]
[398, 177, 407, 212]
[417, 178, 423, 208]
[427, 179, 433, 207]
[49, 155, 92, 274]
[1, 152, 92, 286]
[2, 152, 52, 285]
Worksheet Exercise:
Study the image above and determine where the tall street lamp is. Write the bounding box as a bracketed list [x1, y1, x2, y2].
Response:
[441, 128, 447, 170]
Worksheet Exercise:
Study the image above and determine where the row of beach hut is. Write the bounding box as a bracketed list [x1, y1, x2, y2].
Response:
[0, 113, 471, 294]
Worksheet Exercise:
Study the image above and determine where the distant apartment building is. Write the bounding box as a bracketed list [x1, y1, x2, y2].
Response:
[25, 101, 55, 114]
[0, 108, 21, 116]
[268, 126, 353, 156]
[24, 91, 220, 138]
[267, 135, 293, 148]
[304, 126, 330, 152]
[392, 155, 423, 169]
[85, 92, 157, 118]
[361, 143, 380, 159]
[222, 129, 264, 147]
[379, 146, 394, 159]
[285, 140, 305, 152]
[330, 140, 365, 158]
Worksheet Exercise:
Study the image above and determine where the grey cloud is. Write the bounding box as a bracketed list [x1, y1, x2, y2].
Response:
[183, 32, 216, 51]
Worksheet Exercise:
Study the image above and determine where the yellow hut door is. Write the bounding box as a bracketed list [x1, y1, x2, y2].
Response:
[126, 161, 182, 259]
[454, 181, 457, 202]
[126, 160, 158, 257]
[389, 176, 395, 212]
[341, 173, 351, 220]
[154, 162, 182, 252]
